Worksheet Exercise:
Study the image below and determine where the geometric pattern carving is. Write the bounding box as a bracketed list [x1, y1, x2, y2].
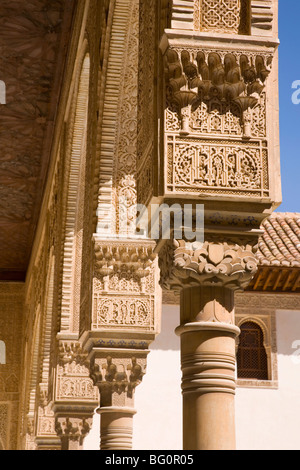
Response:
[167, 94, 267, 139]
[195, 0, 242, 34]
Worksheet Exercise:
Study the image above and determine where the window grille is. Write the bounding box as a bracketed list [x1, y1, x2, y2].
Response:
[237, 321, 268, 380]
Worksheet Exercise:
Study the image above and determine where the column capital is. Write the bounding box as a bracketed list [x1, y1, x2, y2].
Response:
[90, 349, 148, 408]
[160, 238, 258, 292]
[55, 416, 93, 450]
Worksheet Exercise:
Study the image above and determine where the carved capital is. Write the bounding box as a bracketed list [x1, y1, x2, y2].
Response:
[90, 350, 148, 408]
[160, 238, 258, 291]
[55, 416, 92, 440]
[58, 340, 88, 366]
[55, 416, 93, 449]
[53, 339, 98, 420]
[164, 46, 273, 136]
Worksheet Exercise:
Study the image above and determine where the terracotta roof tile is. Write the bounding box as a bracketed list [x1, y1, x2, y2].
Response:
[258, 213, 300, 268]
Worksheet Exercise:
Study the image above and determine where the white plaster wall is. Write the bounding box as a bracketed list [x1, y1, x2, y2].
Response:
[133, 304, 182, 450]
[236, 309, 300, 450]
[83, 303, 182, 450]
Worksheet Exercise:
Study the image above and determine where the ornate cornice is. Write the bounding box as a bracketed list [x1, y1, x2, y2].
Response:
[94, 238, 157, 278]
[163, 44, 273, 138]
[58, 341, 89, 367]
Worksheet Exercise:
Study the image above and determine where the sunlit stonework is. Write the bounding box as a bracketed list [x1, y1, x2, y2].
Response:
[2, 0, 299, 453]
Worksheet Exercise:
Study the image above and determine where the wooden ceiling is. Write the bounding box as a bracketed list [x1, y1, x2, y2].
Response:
[0, 0, 74, 280]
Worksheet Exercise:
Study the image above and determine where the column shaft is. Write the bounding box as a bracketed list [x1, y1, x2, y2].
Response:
[98, 407, 136, 450]
[177, 286, 240, 450]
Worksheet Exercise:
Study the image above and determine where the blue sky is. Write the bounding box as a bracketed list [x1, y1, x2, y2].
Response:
[277, 0, 300, 212]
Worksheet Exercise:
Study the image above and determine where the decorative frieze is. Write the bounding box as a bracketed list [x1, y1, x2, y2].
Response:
[92, 238, 161, 337]
[166, 136, 269, 198]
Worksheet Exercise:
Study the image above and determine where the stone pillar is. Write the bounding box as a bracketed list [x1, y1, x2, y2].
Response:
[159, 238, 259, 450]
[150, 0, 279, 452]
[90, 349, 148, 451]
[52, 339, 99, 450]
[80, 237, 161, 450]
[176, 286, 240, 450]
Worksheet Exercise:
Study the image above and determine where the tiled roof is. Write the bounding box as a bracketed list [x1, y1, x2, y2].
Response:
[257, 213, 300, 268]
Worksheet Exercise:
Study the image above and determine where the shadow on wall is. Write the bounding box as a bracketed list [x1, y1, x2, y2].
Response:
[150, 304, 181, 351]
[275, 310, 300, 359]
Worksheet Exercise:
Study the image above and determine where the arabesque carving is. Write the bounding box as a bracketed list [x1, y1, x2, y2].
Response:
[167, 136, 268, 197]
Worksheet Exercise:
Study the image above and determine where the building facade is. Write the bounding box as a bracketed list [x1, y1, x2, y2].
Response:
[1, 0, 298, 451]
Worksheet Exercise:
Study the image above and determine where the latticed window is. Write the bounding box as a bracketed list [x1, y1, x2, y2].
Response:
[237, 322, 268, 380]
